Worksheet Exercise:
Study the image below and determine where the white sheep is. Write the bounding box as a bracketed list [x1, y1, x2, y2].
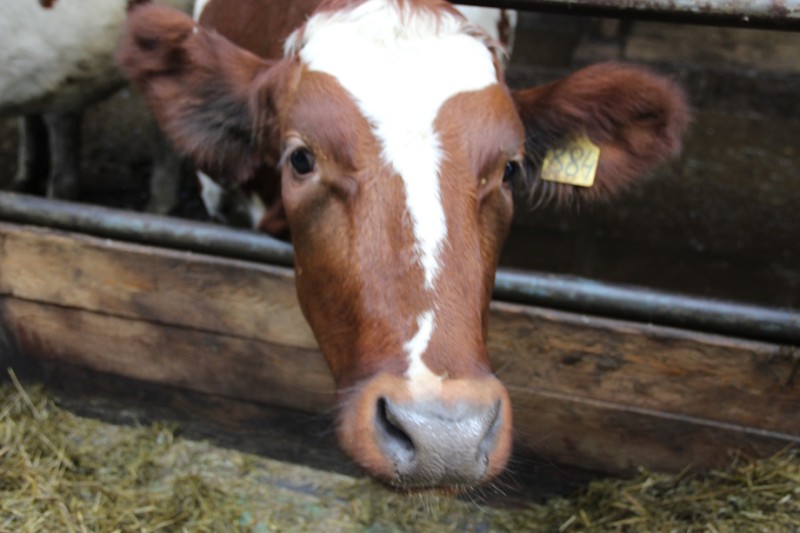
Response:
[0, 0, 192, 212]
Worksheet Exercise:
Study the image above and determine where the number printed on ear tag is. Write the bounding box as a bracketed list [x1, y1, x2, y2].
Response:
[541, 135, 600, 187]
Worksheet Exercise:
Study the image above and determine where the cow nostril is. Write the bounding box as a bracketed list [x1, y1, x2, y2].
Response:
[376, 397, 415, 463]
[477, 401, 503, 464]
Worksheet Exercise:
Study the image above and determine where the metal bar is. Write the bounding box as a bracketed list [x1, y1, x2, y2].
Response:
[494, 270, 800, 345]
[1, 192, 797, 345]
[454, 0, 800, 29]
[0, 192, 295, 267]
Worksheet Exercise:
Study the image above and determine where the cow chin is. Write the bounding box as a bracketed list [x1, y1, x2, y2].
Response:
[335, 372, 513, 491]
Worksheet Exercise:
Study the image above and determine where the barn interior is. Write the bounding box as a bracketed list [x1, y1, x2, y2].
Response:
[2, 9, 798, 310]
[0, 2, 798, 530]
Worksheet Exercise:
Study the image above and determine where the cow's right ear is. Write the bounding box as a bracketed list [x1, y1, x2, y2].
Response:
[118, 4, 282, 184]
[513, 62, 689, 204]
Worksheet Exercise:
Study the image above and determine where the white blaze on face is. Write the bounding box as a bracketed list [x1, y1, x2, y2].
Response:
[192, 0, 211, 20]
[290, 0, 497, 391]
[404, 310, 442, 396]
[290, 0, 496, 289]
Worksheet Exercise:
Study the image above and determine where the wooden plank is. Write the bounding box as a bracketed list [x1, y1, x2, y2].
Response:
[510, 386, 796, 474]
[0, 297, 334, 413]
[0, 222, 317, 350]
[3, 294, 795, 475]
[489, 302, 800, 435]
[2, 295, 797, 474]
[456, 0, 800, 29]
[624, 22, 800, 73]
[1, 221, 798, 473]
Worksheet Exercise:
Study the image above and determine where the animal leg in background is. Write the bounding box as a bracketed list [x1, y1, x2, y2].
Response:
[11, 112, 81, 200]
[12, 115, 48, 194]
[1, 0, 194, 210]
[10, 106, 184, 210]
[145, 127, 184, 215]
[43, 111, 81, 200]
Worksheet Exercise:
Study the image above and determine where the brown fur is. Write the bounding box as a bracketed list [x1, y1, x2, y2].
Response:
[118, 0, 689, 488]
[514, 62, 690, 205]
[118, 6, 296, 185]
[199, 0, 323, 59]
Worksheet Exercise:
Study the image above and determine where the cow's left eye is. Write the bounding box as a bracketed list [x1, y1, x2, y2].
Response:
[290, 148, 316, 176]
[503, 160, 521, 185]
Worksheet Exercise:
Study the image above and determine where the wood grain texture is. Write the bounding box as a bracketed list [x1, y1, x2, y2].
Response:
[489, 302, 800, 435]
[0, 297, 334, 413]
[3, 297, 793, 474]
[0, 222, 317, 349]
[509, 385, 796, 474]
[1, 221, 798, 474]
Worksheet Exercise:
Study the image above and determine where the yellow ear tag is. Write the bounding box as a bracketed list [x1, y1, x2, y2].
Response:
[541, 135, 600, 187]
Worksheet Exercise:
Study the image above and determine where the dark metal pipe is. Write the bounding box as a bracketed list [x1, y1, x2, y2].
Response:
[1, 192, 798, 345]
[453, 0, 800, 30]
[0, 192, 295, 267]
[494, 270, 800, 345]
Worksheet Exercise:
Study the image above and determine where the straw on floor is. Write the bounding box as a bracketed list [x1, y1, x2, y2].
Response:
[1, 370, 797, 532]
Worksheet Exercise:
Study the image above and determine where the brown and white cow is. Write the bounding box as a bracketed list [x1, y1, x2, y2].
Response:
[119, 0, 688, 490]
[192, 1, 518, 230]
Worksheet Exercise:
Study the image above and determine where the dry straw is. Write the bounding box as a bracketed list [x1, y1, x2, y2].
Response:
[1, 369, 797, 532]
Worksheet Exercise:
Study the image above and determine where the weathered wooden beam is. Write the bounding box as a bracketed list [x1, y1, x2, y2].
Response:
[453, 0, 800, 29]
[0, 221, 316, 350]
[0, 298, 333, 413]
[1, 222, 798, 474]
[510, 386, 798, 474]
[489, 303, 800, 435]
[3, 295, 794, 475]
[2, 196, 797, 345]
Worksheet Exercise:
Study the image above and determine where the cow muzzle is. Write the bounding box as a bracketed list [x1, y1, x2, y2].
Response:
[337, 373, 513, 490]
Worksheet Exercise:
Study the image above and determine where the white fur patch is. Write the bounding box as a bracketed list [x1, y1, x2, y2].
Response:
[290, 0, 497, 387]
[197, 170, 222, 212]
[0, 0, 127, 114]
[404, 311, 443, 396]
[290, 0, 497, 290]
[193, 0, 211, 20]
[197, 170, 265, 230]
[0, 0, 192, 115]
[246, 194, 268, 230]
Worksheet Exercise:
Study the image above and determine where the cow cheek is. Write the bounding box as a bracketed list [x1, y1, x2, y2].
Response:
[479, 188, 513, 270]
[478, 189, 513, 326]
[284, 179, 362, 383]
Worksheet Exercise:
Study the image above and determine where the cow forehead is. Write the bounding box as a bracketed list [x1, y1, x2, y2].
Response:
[285, 0, 503, 395]
[286, 0, 498, 290]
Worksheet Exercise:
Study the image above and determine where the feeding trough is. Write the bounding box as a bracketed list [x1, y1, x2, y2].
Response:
[1, 192, 797, 477]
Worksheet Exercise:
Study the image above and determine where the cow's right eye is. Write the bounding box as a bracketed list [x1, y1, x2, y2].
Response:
[503, 160, 521, 185]
[290, 148, 316, 176]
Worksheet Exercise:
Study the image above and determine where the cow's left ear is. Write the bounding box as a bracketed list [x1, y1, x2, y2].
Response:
[117, 4, 288, 185]
[513, 62, 690, 203]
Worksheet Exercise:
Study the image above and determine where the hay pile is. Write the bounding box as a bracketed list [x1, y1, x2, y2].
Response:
[0, 371, 248, 531]
[1, 371, 797, 532]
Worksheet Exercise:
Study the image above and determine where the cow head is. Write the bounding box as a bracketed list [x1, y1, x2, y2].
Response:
[119, 0, 688, 490]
